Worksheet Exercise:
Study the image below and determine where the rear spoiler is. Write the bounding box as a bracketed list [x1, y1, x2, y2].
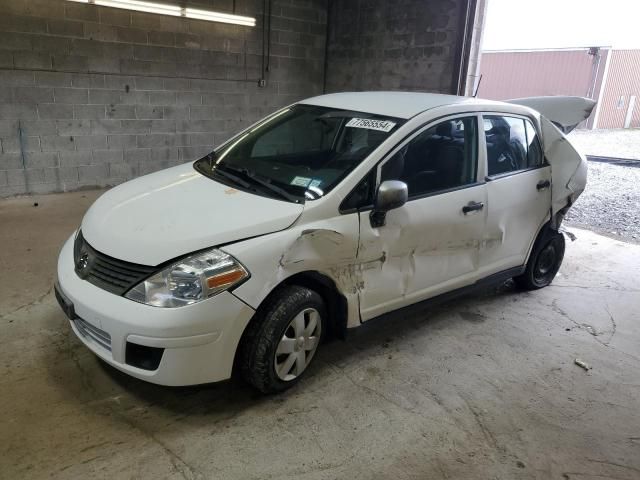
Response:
[507, 96, 596, 134]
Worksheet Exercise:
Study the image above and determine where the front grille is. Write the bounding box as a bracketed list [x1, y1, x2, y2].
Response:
[74, 231, 156, 295]
[74, 317, 112, 351]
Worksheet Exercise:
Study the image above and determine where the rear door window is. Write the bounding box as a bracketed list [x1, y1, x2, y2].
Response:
[484, 116, 543, 176]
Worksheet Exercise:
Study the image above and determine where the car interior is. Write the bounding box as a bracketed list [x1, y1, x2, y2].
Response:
[381, 118, 477, 196]
[484, 116, 528, 175]
[238, 114, 397, 195]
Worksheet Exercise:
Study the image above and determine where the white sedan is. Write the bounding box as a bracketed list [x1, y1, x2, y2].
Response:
[55, 92, 593, 393]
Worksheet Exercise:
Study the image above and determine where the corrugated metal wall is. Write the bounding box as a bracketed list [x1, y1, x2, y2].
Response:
[595, 50, 640, 129]
[478, 49, 601, 99]
[479, 47, 640, 129]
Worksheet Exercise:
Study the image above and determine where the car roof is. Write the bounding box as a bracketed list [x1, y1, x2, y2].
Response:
[300, 91, 511, 119]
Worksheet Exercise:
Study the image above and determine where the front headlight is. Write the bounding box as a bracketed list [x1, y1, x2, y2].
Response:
[125, 249, 249, 308]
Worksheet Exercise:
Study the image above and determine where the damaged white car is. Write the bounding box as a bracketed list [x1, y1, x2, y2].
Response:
[55, 92, 593, 393]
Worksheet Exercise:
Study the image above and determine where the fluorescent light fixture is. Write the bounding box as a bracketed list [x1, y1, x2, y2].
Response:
[66, 0, 256, 27]
[184, 8, 256, 26]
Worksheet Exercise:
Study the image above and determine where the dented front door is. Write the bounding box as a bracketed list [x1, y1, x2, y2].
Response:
[355, 114, 487, 321]
[356, 187, 487, 321]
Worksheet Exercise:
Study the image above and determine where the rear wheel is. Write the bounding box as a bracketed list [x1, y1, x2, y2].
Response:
[515, 231, 565, 290]
[239, 285, 325, 393]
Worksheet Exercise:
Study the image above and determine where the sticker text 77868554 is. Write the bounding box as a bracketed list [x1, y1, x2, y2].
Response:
[346, 118, 397, 133]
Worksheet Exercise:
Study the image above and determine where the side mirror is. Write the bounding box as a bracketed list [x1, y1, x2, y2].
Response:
[370, 180, 408, 228]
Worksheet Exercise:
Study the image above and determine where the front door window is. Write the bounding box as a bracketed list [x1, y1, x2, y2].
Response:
[381, 116, 478, 196]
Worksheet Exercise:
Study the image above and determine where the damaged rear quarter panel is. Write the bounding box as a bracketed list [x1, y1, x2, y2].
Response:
[539, 116, 588, 215]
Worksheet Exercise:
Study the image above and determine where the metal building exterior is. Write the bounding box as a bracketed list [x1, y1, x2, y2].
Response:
[594, 49, 640, 129]
[478, 47, 640, 130]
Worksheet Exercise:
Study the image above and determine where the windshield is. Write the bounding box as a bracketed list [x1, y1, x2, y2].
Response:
[194, 105, 404, 203]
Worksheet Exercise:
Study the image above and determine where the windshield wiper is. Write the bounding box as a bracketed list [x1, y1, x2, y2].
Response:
[218, 165, 302, 203]
[210, 165, 252, 189]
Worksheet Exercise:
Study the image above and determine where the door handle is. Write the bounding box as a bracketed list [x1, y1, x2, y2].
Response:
[537, 180, 551, 191]
[462, 201, 484, 214]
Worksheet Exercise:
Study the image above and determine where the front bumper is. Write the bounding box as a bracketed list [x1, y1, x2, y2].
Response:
[56, 234, 256, 386]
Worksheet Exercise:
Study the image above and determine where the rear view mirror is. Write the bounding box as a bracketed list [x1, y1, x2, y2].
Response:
[370, 180, 408, 228]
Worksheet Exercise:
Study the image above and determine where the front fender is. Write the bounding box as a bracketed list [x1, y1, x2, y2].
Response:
[225, 214, 362, 328]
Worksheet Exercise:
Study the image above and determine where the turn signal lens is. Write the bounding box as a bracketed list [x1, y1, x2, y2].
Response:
[207, 269, 246, 289]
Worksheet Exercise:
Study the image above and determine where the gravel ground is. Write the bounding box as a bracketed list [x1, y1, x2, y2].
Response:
[568, 129, 640, 159]
[564, 161, 640, 243]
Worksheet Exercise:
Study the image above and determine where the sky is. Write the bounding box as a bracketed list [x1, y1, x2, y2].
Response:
[482, 0, 640, 51]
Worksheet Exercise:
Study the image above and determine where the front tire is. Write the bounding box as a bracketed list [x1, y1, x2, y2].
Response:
[514, 231, 565, 290]
[239, 285, 325, 394]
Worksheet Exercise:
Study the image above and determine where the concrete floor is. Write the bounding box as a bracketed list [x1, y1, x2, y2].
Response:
[1, 190, 640, 480]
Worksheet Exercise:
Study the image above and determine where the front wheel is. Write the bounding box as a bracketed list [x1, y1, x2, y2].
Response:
[514, 231, 565, 290]
[239, 285, 325, 393]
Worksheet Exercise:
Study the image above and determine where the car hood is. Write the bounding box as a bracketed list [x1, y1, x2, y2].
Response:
[81, 163, 304, 266]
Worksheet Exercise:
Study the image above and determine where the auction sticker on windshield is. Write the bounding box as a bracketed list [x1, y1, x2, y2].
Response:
[346, 118, 396, 132]
[290, 176, 312, 187]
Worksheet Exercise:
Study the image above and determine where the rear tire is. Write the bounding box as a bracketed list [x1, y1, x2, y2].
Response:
[514, 230, 565, 290]
[238, 285, 325, 394]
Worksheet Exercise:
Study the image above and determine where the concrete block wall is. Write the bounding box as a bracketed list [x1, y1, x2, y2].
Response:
[325, 0, 469, 93]
[0, 0, 327, 197]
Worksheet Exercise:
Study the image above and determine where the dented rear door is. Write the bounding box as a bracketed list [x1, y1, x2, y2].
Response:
[478, 114, 551, 276]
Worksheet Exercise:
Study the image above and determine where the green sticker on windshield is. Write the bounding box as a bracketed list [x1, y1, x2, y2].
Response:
[290, 176, 312, 187]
